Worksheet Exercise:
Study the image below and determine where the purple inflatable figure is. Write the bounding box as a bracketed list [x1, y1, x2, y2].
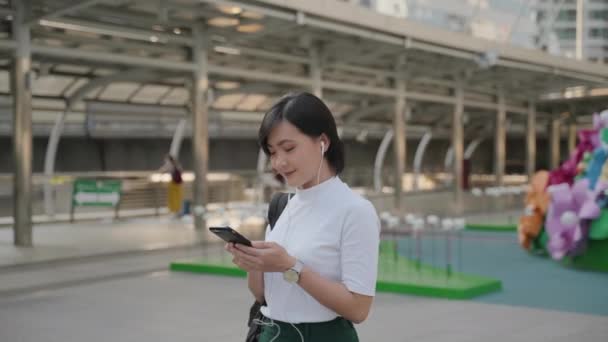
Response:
[545, 179, 605, 259]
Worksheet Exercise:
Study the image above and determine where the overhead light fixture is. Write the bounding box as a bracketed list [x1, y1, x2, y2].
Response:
[211, 34, 227, 43]
[590, 88, 608, 97]
[213, 45, 241, 55]
[215, 81, 241, 90]
[236, 23, 264, 33]
[173, 27, 182, 35]
[563, 86, 586, 99]
[217, 5, 242, 15]
[207, 17, 240, 27]
[241, 11, 264, 20]
[149, 35, 159, 42]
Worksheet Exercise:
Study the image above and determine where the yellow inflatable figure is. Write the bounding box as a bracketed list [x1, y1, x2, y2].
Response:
[518, 171, 550, 250]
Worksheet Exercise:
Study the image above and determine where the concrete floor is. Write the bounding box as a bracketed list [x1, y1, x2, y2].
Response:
[1, 216, 606, 341]
[1, 269, 607, 342]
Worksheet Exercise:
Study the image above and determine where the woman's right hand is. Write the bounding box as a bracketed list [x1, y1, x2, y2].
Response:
[226, 241, 295, 273]
[225, 243, 265, 301]
[225, 243, 258, 272]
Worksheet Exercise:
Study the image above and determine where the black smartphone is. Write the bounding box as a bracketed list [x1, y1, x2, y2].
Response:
[209, 226, 252, 247]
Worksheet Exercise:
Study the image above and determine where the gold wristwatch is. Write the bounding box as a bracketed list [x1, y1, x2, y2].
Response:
[283, 259, 304, 284]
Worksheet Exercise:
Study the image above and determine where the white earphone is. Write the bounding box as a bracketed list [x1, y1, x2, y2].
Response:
[321, 141, 325, 153]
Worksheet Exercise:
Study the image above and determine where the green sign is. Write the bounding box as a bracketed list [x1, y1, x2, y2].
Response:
[72, 179, 122, 207]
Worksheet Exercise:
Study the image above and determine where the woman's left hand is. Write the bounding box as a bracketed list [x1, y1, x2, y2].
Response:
[225, 241, 295, 273]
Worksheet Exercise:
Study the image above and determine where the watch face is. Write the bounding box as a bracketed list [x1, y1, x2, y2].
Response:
[283, 269, 299, 283]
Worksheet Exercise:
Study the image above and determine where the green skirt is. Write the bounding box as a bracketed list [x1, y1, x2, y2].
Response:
[257, 316, 358, 342]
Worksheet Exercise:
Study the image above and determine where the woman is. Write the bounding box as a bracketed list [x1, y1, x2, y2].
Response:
[159, 154, 183, 217]
[226, 92, 380, 341]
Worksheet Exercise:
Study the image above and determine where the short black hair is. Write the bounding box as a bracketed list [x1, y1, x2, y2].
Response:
[258, 92, 345, 174]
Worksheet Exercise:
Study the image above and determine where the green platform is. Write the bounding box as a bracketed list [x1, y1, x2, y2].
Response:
[465, 224, 517, 232]
[170, 242, 502, 300]
[563, 239, 608, 273]
[528, 225, 608, 273]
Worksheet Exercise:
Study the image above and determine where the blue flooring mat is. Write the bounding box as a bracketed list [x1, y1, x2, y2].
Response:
[395, 231, 608, 316]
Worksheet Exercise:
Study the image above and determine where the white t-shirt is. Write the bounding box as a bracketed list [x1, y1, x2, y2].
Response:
[260, 176, 380, 323]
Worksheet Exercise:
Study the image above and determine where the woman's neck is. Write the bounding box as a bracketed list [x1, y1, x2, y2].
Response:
[299, 162, 336, 190]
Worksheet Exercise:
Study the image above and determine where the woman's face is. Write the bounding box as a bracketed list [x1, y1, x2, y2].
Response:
[267, 120, 326, 188]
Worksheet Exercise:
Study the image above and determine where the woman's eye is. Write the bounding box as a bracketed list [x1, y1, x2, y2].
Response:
[285, 147, 295, 152]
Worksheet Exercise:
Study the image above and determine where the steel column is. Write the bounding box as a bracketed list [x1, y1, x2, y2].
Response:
[526, 100, 537, 180]
[495, 89, 506, 186]
[393, 77, 406, 209]
[550, 117, 561, 170]
[191, 23, 210, 229]
[453, 81, 465, 200]
[310, 43, 323, 98]
[12, 0, 33, 246]
[568, 122, 577, 156]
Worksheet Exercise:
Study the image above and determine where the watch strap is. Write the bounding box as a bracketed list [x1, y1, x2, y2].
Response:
[292, 259, 304, 274]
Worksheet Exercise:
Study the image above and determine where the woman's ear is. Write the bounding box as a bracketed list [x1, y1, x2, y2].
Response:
[320, 135, 330, 152]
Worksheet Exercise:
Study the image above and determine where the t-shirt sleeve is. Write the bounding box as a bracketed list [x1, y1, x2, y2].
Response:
[340, 200, 380, 296]
[264, 223, 271, 240]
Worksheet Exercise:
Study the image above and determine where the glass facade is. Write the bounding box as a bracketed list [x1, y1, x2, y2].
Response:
[348, 0, 608, 63]
[356, 0, 539, 48]
[536, 0, 608, 62]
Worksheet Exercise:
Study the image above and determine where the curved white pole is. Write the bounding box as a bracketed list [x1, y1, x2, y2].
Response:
[444, 137, 484, 187]
[43, 108, 69, 216]
[464, 137, 484, 159]
[42, 69, 162, 216]
[169, 118, 187, 158]
[413, 131, 432, 190]
[444, 146, 454, 171]
[374, 129, 394, 193]
[256, 148, 268, 203]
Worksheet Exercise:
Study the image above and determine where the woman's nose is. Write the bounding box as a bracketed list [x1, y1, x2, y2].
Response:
[273, 156, 287, 169]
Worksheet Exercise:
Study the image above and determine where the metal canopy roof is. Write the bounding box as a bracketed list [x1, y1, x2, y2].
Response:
[2, 0, 608, 138]
[539, 89, 608, 120]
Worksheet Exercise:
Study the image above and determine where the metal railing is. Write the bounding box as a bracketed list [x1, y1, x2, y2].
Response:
[0, 171, 247, 223]
[0, 169, 526, 224]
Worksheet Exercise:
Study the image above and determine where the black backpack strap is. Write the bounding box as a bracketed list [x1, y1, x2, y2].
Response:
[248, 192, 292, 330]
[268, 192, 291, 230]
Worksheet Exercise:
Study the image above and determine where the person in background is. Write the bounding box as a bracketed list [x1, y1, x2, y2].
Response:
[158, 154, 183, 218]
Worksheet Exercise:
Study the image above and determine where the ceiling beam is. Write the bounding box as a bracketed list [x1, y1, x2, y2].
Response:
[27, 0, 109, 26]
